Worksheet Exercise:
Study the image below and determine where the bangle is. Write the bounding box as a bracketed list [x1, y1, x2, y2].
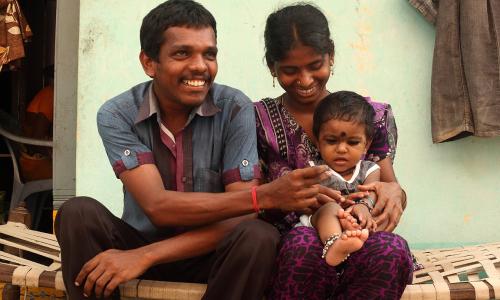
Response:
[401, 188, 407, 210]
[251, 186, 260, 213]
[353, 198, 373, 213]
[365, 195, 375, 208]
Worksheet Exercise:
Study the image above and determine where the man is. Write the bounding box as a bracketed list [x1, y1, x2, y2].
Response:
[55, 1, 338, 299]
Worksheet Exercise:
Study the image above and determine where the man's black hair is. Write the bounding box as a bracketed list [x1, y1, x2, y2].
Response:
[140, 0, 217, 61]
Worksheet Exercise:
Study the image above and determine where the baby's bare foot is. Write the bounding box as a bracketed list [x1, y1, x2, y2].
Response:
[337, 208, 359, 230]
[324, 229, 369, 266]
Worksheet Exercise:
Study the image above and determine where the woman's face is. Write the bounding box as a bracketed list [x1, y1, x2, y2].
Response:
[272, 44, 332, 107]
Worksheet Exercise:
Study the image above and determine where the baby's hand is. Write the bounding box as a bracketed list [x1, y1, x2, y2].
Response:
[347, 204, 377, 232]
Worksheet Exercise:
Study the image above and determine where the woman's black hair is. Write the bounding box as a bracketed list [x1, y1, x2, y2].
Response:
[313, 91, 375, 140]
[264, 3, 334, 67]
[140, 0, 217, 62]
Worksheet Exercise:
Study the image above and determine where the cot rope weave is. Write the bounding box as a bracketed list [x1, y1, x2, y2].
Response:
[1, 222, 500, 299]
[402, 242, 500, 300]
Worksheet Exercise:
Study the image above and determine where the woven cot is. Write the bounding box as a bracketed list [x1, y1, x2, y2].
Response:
[1, 222, 500, 300]
[403, 243, 500, 300]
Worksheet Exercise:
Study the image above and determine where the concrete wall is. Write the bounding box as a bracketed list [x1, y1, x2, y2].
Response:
[74, 0, 500, 249]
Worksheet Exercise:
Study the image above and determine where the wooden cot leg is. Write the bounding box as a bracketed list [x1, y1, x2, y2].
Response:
[8, 201, 32, 228]
[2, 284, 20, 300]
[4, 202, 32, 256]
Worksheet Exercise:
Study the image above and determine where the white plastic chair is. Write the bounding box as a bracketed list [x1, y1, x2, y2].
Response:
[0, 114, 53, 212]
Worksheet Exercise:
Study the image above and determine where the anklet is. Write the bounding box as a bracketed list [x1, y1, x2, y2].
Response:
[322, 233, 341, 259]
[322, 234, 351, 262]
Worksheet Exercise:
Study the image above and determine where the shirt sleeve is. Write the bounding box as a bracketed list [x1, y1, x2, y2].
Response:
[97, 104, 154, 177]
[221, 99, 261, 185]
[364, 162, 381, 178]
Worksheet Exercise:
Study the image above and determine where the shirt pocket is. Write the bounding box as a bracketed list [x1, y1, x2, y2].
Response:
[195, 168, 224, 192]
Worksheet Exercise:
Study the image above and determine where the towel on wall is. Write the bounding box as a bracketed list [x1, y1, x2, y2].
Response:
[410, 0, 500, 143]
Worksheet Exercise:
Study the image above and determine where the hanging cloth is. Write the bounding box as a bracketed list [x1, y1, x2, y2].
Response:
[410, 0, 500, 143]
[0, 0, 32, 71]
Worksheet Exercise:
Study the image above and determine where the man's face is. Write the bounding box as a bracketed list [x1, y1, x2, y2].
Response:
[142, 26, 218, 110]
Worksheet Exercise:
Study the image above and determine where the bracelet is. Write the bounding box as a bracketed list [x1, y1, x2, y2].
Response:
[365, 195, 375, 208]
[353, 198, 373, 213]
[251, 186, 260, 213]
[401, 188, 407, 210]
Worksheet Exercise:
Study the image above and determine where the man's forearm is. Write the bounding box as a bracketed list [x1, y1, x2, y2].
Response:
[121, 163, 328, 228]
[121, 165, 263, 227]
[145, 189, 259, 227]
[139, 214, 255, 266]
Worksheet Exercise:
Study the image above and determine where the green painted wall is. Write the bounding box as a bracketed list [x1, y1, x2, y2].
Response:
[75, 0, 500, 249]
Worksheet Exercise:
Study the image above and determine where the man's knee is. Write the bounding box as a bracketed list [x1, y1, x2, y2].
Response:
[55, 197, 107, 238]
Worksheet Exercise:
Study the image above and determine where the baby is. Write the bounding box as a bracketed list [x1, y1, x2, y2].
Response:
[301, 91, 380, 266]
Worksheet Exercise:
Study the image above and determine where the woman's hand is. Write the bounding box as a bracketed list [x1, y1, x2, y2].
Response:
[356, 181, 404, 232]
[346, 204, 377, 232]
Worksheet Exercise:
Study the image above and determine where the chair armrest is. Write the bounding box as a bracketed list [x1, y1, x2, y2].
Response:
[0, 126, 53, 147]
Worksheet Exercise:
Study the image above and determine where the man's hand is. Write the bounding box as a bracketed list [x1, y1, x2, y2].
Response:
[298, 185, 345, 215]
[259, 165, 331, 213]
[75, 248, 152, 298]
[317, 185, 344, 206]
[357, 181, 403, 232]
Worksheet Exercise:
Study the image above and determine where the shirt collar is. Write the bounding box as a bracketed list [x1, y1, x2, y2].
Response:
[135, 82, 221, 125]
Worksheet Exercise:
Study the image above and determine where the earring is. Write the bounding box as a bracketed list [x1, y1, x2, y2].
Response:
[330, 66, 334, 76]
[273, 76, 276, 88]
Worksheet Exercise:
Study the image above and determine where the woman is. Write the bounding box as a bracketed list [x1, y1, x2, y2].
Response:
[255, 4, 413, 299]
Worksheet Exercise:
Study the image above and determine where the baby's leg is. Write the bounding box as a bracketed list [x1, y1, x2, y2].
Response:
[311, 203, 358, 238]
[312, 203, 369, 266]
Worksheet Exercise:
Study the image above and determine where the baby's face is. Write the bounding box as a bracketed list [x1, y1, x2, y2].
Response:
[317, 119, 370, 174]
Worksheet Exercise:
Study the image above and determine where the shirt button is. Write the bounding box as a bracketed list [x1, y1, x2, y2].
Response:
[124, 149, 131, 156]
[242, 159, 249, 167]
[182, 176, 187, 183]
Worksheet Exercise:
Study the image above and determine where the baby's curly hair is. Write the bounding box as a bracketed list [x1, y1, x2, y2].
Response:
[313, 91, 375, 141]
